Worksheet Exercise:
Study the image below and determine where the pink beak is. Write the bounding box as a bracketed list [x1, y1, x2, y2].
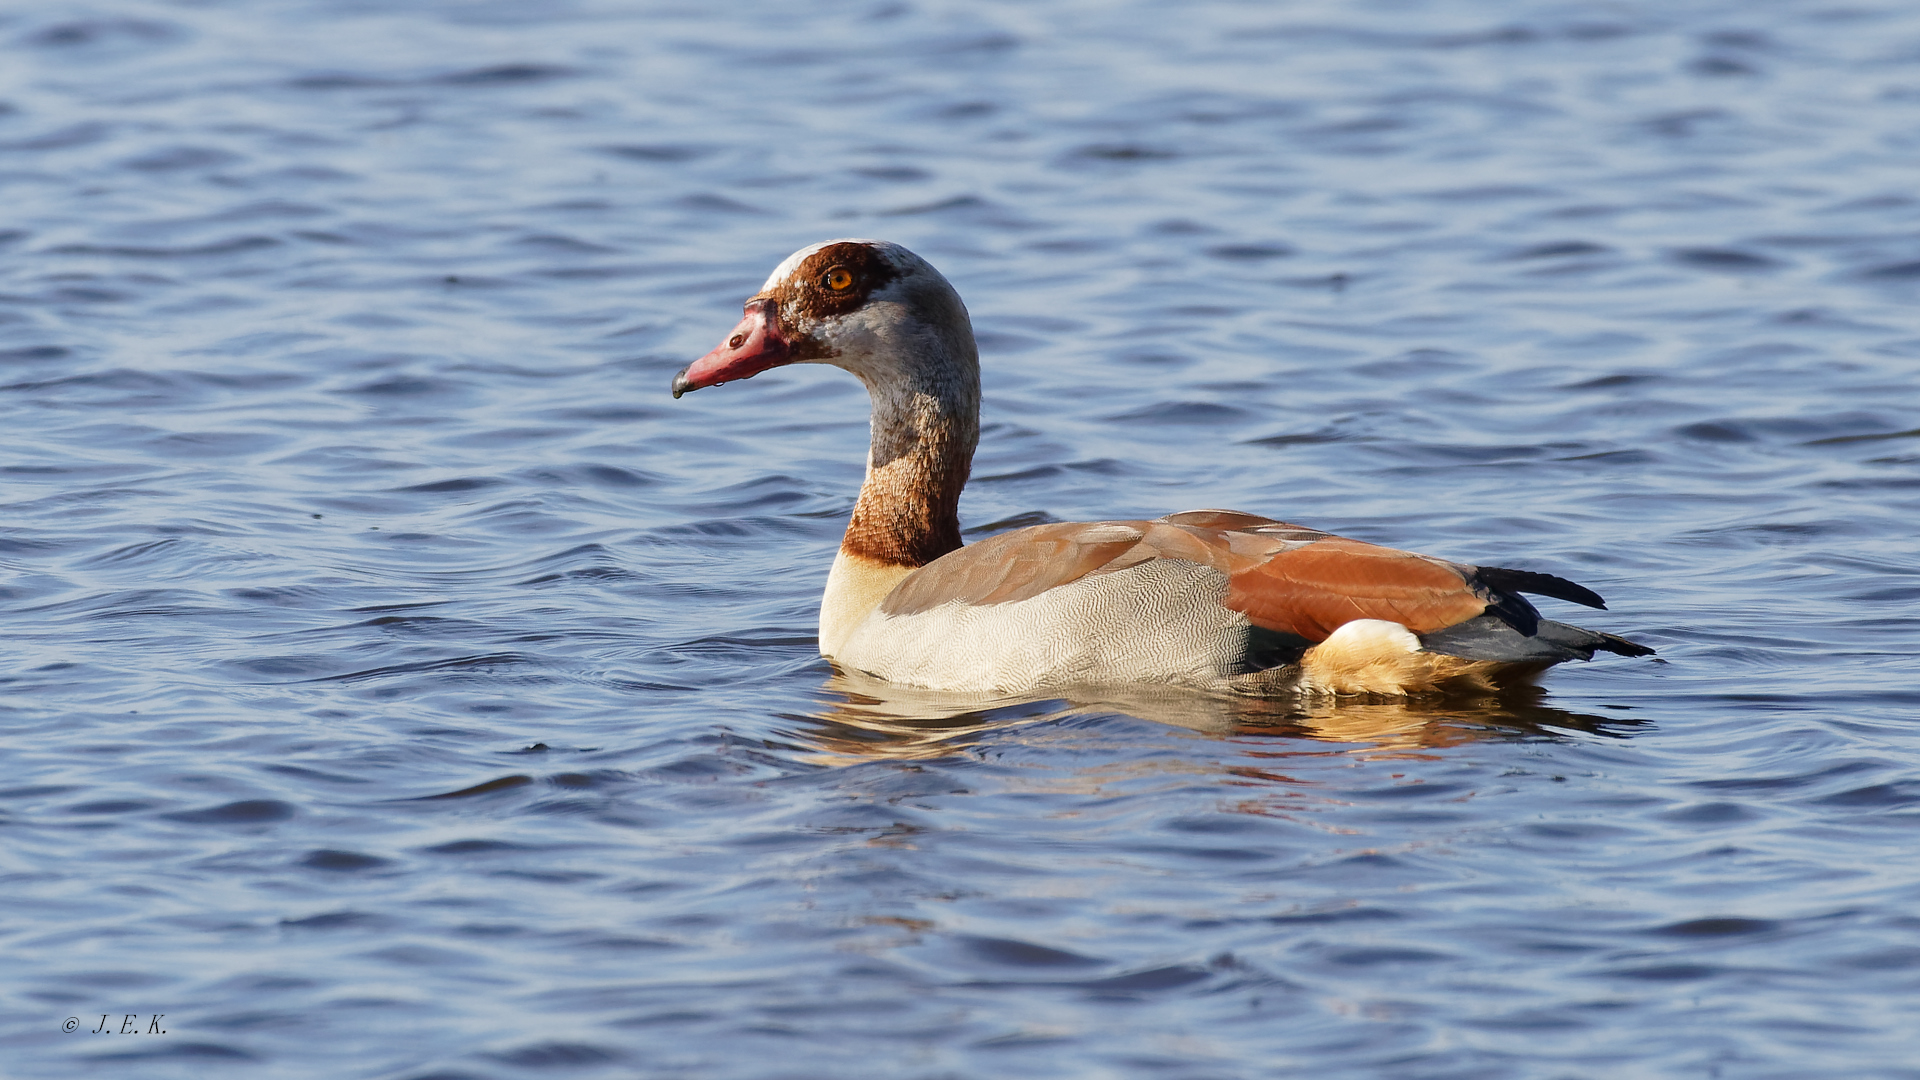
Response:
[671, 298, 793, 398]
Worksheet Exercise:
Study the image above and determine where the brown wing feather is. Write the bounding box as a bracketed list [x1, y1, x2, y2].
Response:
[879, 522, 1149, 615]
[877, 513, 1497, 643]
[1226, 538, 1488, 639]
[1158, 509, 1283, 531]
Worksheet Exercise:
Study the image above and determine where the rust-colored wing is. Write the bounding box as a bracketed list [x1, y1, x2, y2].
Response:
[1222, 535, 1489, 640]
[1149, 513, 1498, 639]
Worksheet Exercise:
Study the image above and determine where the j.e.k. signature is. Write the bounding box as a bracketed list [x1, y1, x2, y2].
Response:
[64, 1015, 167, 1034]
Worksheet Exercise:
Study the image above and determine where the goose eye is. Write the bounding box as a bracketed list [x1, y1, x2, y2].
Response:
[823, 266, 853, 291]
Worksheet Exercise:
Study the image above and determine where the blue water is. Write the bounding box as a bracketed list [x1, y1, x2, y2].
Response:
[4, 1, 1920, 1077]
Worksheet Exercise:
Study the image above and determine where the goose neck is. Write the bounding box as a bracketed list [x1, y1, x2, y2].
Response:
[841, 364, 978, 569]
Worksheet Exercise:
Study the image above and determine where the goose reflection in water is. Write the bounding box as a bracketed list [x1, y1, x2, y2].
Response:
[785, 669, 1646, 766]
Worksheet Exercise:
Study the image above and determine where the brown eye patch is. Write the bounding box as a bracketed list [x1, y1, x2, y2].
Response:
[761, 241, 899, 325]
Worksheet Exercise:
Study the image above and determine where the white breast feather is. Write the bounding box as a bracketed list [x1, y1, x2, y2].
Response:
[835, 559, 1250, 692]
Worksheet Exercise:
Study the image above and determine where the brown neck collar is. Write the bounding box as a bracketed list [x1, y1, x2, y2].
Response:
[840, 380, 977, 568]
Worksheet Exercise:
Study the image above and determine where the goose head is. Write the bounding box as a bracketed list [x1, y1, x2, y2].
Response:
[671, 239, 979, 407]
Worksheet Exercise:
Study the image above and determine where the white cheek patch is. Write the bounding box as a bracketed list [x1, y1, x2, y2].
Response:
[807, 298, 920, 382]
[815, 301, 891, 351]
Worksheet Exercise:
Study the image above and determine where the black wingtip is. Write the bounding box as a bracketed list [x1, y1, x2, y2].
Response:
[1476, 566, 1608, 610]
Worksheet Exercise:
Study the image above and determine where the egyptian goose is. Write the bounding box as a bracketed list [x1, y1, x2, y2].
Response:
[672, 239, 1653, 695]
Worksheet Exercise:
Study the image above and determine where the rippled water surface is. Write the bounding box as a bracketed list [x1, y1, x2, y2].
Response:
[5, 1, 1920, 1076]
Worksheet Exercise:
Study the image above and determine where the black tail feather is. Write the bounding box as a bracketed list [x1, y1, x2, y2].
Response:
[1475, 566, 1608, 610]
[1595, 631, 1656, 658]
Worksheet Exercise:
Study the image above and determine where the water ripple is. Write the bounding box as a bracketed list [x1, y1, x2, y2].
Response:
[2, 1, 1919, 1077]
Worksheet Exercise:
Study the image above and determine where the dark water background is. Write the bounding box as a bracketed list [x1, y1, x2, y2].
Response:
[4, 1, 1920, 1077]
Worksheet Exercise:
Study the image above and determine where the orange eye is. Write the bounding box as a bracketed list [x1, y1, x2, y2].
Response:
[824, 266, 853, 291]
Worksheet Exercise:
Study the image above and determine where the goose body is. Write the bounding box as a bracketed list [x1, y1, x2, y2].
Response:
[673, 240, 1652, 695]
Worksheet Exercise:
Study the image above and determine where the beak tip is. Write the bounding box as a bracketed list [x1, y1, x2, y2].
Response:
[670, 368, 694, 399]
